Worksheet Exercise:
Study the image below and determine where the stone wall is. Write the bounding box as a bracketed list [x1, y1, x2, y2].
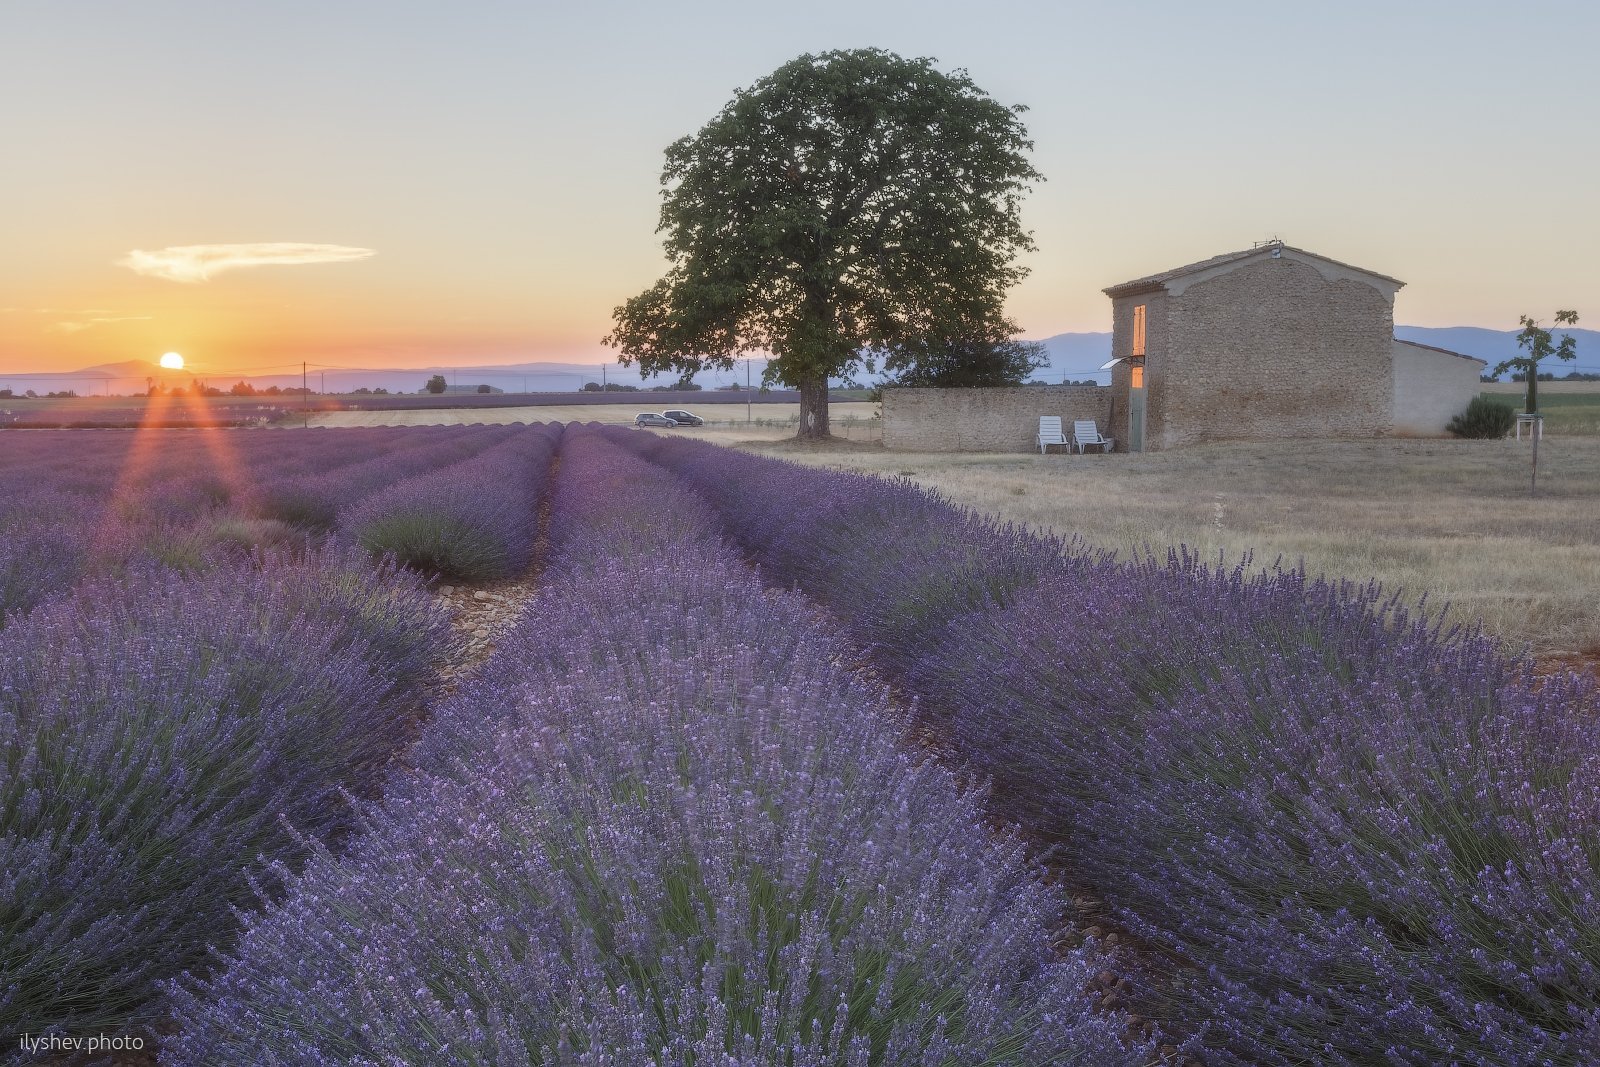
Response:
[1157, 256, 1395, 449]
[882, 386, 1111, 452]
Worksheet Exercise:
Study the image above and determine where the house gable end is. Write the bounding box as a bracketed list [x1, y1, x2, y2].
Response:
[1105, 244, 1405, 300]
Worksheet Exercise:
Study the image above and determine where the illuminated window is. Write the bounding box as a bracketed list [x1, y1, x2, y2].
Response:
[1132, 304, 1146, 357]
[1131, 365, 1144, 389]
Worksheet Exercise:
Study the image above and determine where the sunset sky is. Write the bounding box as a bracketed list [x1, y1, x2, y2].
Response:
[3, 0, 1595, 376]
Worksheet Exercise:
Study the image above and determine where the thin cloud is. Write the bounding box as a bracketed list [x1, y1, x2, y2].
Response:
[118, 242, 376, 283]
[51, 315, 153, 333]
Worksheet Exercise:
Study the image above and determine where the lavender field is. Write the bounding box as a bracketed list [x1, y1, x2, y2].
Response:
[1, 423, 1595, 1065]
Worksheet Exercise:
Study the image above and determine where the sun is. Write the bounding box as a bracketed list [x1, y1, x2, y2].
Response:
[159, 352, 184, 370]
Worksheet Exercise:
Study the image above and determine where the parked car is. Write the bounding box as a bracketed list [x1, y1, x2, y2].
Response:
[634, 412, 678, 427]
[662, 409, 704, 427]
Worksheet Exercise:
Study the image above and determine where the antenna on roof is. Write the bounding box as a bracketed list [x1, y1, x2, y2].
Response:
[1252, 235, 1284, 249]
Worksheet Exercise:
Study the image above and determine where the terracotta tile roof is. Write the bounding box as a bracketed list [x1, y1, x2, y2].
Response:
[1103, 244, 1405, 297]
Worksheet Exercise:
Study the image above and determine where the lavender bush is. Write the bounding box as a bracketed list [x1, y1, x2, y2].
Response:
[0, 492, 95, 627]
[542, 423, 722, 567]
[0, 551, 451, 1048]
[339, 424, 561, 580]
[170, 440, 1143, 1066]
[597, 427, 1076, 673]
[254, 425, 512, 529]
[606, 428, 1600, 1065]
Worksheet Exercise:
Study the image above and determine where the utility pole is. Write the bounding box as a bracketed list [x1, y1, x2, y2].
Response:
[302, 361, 308, 428]
[602, 363, 607, 391]
[746, 359, 752, 424]
[320, 371, 326, 395]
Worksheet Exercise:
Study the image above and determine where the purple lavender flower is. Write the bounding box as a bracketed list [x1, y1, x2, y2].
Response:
[0, 549, 450, 1047]
[170, 431, 1144, 1066]
[600, 426, 1600, 1065]
[338, 424, 561, 580]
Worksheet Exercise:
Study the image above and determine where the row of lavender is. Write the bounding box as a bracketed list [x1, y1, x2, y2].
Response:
[0, 424, 559, 626]
[606, 428, 1600, 1066]
[166, 427, 1149, 1065]
[0, 426, 499, 621]
[0, 427, 563, 1052]
[0, 550, 453, 1046]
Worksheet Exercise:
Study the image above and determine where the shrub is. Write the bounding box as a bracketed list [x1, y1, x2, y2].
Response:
[0, 492, 94, 627]
[1447, 394, 1516, 438]
[254, 426, 509, 529]
[0, 555, 450, 1042]
[171, 538, 1144, 1065]
[542, 424, 721, 567]
[606, 427, 1600, 1064]
[339, 425, 560, 580]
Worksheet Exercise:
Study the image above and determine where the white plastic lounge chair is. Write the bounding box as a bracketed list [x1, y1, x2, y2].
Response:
[1073, 419, 1114, 454]
[1037, 416, 1069, 454]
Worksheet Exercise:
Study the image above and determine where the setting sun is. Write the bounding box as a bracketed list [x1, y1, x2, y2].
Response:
[159, 352, 184, 370]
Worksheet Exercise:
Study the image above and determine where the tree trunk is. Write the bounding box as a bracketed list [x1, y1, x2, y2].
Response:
[1526, 370, 1539, 415]
[797, 379, 831, 439]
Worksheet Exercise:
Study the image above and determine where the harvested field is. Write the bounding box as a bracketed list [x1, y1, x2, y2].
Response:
[304, 400, 883, 440]
[757, 435, 1600, 658]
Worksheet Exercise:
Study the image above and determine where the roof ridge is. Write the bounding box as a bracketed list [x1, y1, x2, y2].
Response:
[1103, 244, 1404, 296]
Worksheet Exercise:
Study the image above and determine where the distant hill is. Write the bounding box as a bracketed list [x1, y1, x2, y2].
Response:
[1026, 332, 1114, 383]
[1394, 326, 1600, 378]
[4, 326, 1592, 395]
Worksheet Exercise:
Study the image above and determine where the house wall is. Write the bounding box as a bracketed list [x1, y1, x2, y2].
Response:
[1108, 291, 1167, 451]
[882, 386, 1111, 452]
[1391, 341, 1485, 435]
[1156, 256, 1395, 449]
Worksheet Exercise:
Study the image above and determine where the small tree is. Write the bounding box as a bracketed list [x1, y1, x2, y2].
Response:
[605, 49, 1042, 438]
[1494, 310, 1578, 414]
[424, 374, 448, 395]
[476, 384, 492, 394]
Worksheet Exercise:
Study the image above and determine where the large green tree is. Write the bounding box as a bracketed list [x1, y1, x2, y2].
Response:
[604, 49, 1042, 437]
[1494, 310, 1579, 415]
[884, 335, 1048, 388]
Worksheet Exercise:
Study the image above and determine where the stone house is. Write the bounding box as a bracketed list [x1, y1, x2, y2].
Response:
[1104, 242, 1484, 451]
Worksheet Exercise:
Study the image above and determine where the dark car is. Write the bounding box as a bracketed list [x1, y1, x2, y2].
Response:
[634, 412, 678, 427]
[662, 409, 704, 427]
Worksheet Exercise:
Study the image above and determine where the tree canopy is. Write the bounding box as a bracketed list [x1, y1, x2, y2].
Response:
[604, 48, 1042, 436]
[883, 336, 1048, 389]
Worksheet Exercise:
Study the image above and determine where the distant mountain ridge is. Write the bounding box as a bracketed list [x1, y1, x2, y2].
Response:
[1392, 327, 1599, 374]
[4, 327, 1593, 394]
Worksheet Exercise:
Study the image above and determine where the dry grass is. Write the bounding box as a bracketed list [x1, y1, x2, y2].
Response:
[307, 401, 882, 441]
[750, 436, 1600, 660]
